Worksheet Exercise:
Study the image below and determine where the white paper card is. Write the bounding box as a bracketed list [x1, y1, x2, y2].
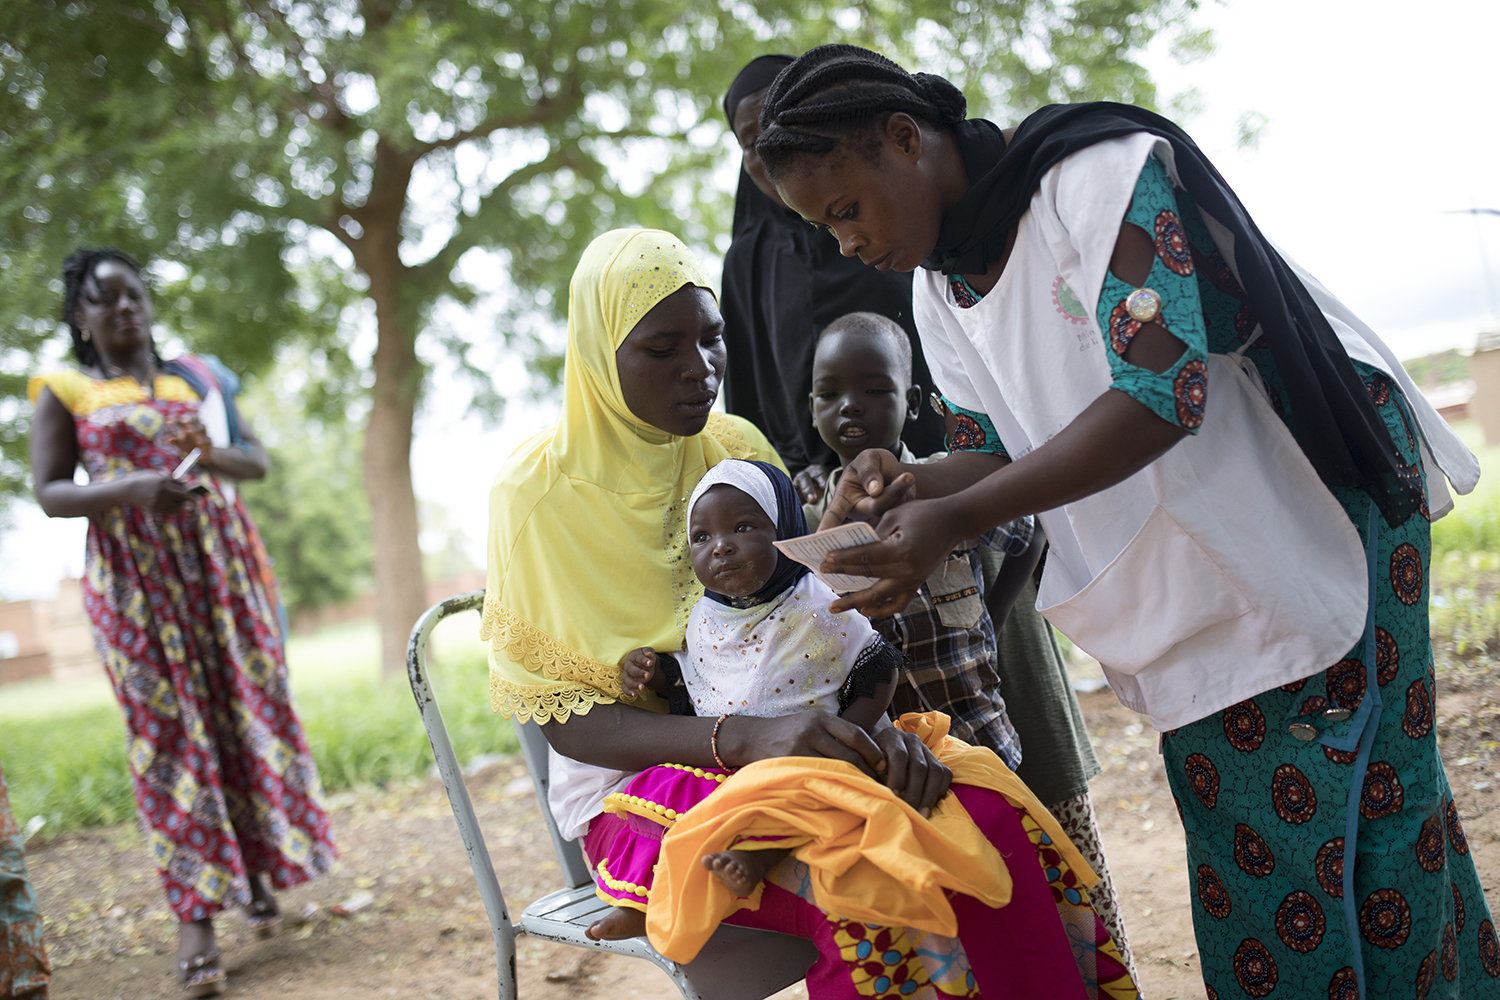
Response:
[773, 522, 882, 593]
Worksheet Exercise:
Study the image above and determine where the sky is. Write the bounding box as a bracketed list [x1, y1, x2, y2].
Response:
[3, 0, 1499, 601]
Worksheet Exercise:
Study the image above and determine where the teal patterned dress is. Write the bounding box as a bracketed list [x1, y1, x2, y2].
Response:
[1100, 155, 1496, 999]
[0, 762, 49, 997]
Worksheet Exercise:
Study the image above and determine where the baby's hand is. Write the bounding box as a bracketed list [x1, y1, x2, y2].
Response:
[621, 647, 657, 698]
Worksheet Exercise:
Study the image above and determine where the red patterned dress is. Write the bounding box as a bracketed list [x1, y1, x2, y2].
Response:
[27, 365, 336, 922]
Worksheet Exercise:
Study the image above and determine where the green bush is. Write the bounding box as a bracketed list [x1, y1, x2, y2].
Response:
[1433, 491, 1500, 557]
[1, 638, 515, 841]
[1429, 551, 1500, 662]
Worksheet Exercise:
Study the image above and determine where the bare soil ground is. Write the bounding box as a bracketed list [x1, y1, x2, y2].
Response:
[29, 672, 1500, 1000]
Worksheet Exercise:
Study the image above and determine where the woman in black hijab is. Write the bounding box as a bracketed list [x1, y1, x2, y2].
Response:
[719, 55, 944, 498]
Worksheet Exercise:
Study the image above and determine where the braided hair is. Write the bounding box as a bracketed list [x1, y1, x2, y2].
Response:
[755, 45, 967, 179]
[61, 247, 155, 368]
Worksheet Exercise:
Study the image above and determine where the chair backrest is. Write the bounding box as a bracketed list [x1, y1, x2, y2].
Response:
[512, 720, 594, 888]
[406, 590, 517, 1000]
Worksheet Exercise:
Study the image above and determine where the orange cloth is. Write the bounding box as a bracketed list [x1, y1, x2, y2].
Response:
[644, 712, 1097, 963]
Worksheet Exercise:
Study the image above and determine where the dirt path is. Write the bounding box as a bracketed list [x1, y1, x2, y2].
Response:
[29, 679, 1500, 1000]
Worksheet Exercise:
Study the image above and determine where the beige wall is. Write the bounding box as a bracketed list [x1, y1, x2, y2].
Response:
[0, 599, 53, 685]
[48, 578, 101, 683]
[1470, 347, 1500, 445]
[0, 579, 98, 686]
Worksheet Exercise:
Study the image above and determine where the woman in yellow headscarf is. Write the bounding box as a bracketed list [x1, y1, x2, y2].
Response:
[483, 229, 1135, 1000]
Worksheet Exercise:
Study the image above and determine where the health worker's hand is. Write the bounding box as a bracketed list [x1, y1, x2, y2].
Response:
[816, 449, 915, 531]
[823, 496, 960, 616]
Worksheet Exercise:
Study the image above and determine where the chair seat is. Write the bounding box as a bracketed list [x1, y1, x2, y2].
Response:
[519, 886, 818, 1000]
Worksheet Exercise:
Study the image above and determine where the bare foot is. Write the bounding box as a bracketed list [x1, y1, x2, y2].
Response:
[701, 847, 789, 896]
[586, 905, 647, 941]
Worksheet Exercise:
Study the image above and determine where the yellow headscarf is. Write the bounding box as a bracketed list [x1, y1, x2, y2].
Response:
[483, 229, 782, 723]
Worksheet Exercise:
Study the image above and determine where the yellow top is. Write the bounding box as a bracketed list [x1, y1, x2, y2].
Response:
[28, 369, 199, 416]
[482, 229, 781, 723]
[633, 712, 1100, 964]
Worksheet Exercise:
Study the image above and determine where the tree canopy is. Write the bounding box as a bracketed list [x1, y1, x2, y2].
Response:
[0, 0, 1203, 670]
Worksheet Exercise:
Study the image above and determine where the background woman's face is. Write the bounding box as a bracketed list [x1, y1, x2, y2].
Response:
[775, 119, 946, 274]
[75, 260, 154, 356]
[615, 285, 727, 437]
[732, 89, 785, 207]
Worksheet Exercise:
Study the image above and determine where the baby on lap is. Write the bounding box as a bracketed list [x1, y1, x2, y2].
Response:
[585, 458, 901, 941]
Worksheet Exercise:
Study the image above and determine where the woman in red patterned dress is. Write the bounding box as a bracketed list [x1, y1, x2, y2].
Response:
[27, 248, 337, 996]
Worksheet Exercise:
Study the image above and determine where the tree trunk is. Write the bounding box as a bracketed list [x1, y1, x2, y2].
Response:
[363, 286, 428, 677]
[356, 154, 429, 677]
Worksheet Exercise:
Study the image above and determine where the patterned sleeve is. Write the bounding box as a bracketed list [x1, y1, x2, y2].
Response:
[939, 395, 1009, 459]
[1095, 153, 1210, 432]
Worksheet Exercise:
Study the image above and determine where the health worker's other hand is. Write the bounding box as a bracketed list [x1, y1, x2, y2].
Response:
[724, 710, 886, 779]
[816, 449, 914, 531]
[620, 647, 658, 699]
[793, 464, 830, 505]
[873, 726, 952, 816]
[824, 497, 959, 616]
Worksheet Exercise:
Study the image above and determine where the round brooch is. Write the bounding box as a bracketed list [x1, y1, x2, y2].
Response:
[1125, 287, 1162, 322]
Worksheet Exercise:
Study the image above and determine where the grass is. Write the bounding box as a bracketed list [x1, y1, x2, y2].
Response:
[1, 614, 516, 842]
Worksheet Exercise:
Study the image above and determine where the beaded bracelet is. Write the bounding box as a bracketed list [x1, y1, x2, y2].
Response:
[711, 713, 735, 772]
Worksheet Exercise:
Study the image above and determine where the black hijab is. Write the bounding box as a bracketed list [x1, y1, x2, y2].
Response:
[719, 59, 945, 472]
[700, 461, 811, 609]
[924, 101, 1421, 525]
[723, 55, 796, 124]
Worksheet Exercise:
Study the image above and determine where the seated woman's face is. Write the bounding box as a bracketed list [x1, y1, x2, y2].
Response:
[615, 285, 727, 438]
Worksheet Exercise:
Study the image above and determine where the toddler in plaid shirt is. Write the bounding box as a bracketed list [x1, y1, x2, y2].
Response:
[800, 312, 1031, 767]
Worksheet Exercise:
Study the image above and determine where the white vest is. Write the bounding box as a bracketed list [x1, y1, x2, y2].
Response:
[913, 133, 1477, 731]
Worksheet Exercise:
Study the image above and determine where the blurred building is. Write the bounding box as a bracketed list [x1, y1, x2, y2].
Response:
[1469, 333, 1500, 445]
[0, 578, 98, 686]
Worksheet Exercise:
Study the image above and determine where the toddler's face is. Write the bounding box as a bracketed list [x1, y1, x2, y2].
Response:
[810, 329, 920, 465]
[689, 485, 778, 598]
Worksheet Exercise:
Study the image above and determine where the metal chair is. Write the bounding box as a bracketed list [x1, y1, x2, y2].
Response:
[407, 590, 817, 1000]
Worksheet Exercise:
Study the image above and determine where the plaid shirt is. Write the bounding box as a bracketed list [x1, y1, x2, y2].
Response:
[806, 447, 1031, 769]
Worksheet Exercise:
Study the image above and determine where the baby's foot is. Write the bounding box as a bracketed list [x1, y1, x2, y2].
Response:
[586, 905, 647, 941]
[701, 847, 789, 897]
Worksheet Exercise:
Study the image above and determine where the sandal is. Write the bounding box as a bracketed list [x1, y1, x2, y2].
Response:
[178, 948, 226, 997]
[245, 896, 281, 939]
